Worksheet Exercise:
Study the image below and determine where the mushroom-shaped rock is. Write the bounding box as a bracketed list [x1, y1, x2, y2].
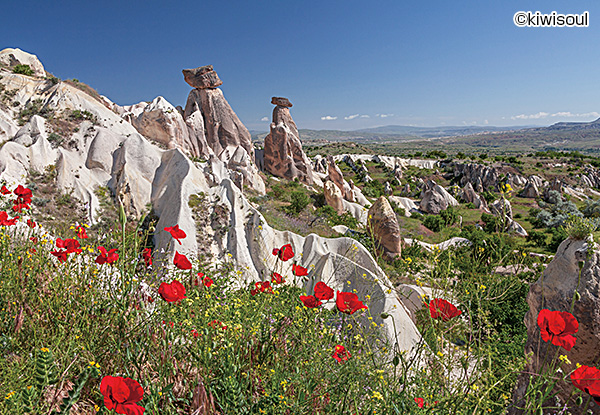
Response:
[0, 48, 46, 77]
[263, 97, 314, 185]
[182, 65, 223, 89]
[368, 197, 402, 260]
[271, 97, 292, 107]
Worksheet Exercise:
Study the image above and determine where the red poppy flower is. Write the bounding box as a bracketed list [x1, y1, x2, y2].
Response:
[26, 218, 36, 228]
[191, 329, 200, 338]
[336, 291, 367, 315]
[0, 185, 10, 195]
[300, 295, 322, 308]
[251, 281, 273, 295]
[332, 345, 351, 363]
[203, 276, 213, 288]
[292, 264, 308, 276]
[95, 246, 119, 265]
[537, 309, 579, 351]
[142, 248, 152, 267]
[51, 250, 68, 262]
[173, 251, 192, 270]
[30, 236, 38, 243]
[415, 398, 425, 408]
[271, 272, 285, 284]
[0, 211, 18, 226]
[13, 185, 32, 202]
[272, 244, 294, 261]
[75, 225, 88, 239]
[208, 319, 227, 330]
[99, 375, 145, 415]
[164, 224, 186, 244]
[57, 238, 82, 254]
[429, 298, 462, 322]
[314, 282, 334, 301]
[571, 365, 600, 404]
[158, 280, 186, 302]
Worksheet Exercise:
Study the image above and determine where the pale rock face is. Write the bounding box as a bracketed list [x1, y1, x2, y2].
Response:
[313, 155, 328, 174]
[520, 180, 540, 199]
[0, 48, 46, 77]
[123, 96, 198, 154]
[460, 182, 490, 212]
[388, 195, 419, 217]
[264, 101, 314, 185]
[419, 180, 459, 214]
[324, 180, 344, 215]
[326, 155, 353, 201]
[13, 115, 47, 147]
[368, 196, 402, 260]
[184, 88, 254, 163]
[510, 239, 600, 414]
[384, 181, 392, 195]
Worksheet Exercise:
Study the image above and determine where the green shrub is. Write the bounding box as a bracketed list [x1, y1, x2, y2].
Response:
[287, 190, 310, 214]
[526, 230, 547, 248]
[440, 206, 458, 226]
[12, 64, 33, 76]
[423, 215, 445, 232]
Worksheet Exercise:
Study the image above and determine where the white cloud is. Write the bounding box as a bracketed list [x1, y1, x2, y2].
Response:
[360, 115, 370, 118]
[376, 113, 394, 118]
[321, 115, 337, 120]
[511, 111, 600, 120]
[260, 116, 268, 122]
[484, 119, 489, 125]
[344, 114, 359, 120]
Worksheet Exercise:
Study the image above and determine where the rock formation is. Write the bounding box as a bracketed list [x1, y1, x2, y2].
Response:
[520, 180, 540, 199]
[263, 97, 314, 185]
[324, 180, 344, 215]
[510, 238, 600, 414]
[460, 182, 489, 212]
[454, 162, 526, 192]
[368, 196, 402, 260]
[419, 180, 459, 214]
[388, 195, 419, 217]
[0, 47, 46, 77]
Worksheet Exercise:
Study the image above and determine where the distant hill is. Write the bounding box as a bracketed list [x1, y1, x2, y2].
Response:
[251, 124, 531, 143]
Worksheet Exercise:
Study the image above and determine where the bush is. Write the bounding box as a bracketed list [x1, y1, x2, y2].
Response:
[440, 206, 458, 227]
[481, 212, 501, 233]
[482, 191, 497, 203]
[287, 190, 310, 214]
[526, 230, 547, 248]
[548, 227, 569, 252]
[583, 199, 600, 218]
[423, 215, 445, 232]
[12, 64, 33, 76]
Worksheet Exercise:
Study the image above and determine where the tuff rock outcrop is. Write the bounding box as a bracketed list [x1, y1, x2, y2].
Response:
[520, 180, 540, 199]
[510, 238, 600, 414]
[454, 162, 526, 192]
[388, 195, 419, 217]
[367, 197, 402, 260]
[419, 180, 459, 214]
[263, 97, 314, 185]
[0, 47, 46, 77]
[324, 180, 344, 215]
[460, 182, 489, 212]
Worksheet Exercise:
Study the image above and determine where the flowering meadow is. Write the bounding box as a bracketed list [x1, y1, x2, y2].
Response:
[0, 184, 599, 414]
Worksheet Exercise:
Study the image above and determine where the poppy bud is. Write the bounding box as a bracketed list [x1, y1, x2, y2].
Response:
[574, 291, 581, 301]
[380, 312, 390, 319]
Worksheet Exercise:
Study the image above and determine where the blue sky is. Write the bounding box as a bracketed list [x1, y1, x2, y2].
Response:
[2, 0, 598, 131]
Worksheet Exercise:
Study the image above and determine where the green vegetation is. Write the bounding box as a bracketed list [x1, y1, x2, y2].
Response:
[12, 64, 33, 76]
